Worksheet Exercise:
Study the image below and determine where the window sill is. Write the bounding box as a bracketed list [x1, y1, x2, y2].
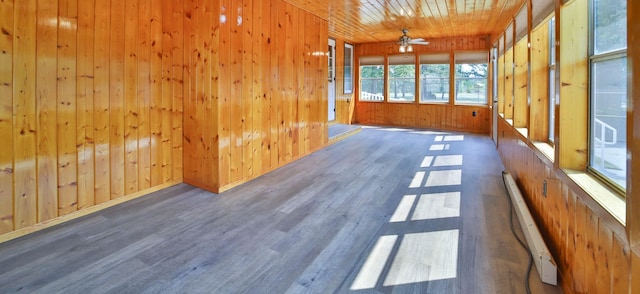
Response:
[515, 127, 528, 138]
[358, 100, 384, 103]
[564, 169, 626, 225]
[532, 142, 555, 162]
[505, 118, 513, 125]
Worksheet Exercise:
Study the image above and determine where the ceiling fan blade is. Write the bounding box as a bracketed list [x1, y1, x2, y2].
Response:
[411, 38, 425, 42]
[410, 41, 430, 45]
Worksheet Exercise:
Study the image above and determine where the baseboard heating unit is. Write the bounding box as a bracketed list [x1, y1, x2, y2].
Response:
[503, 172, 558, 286]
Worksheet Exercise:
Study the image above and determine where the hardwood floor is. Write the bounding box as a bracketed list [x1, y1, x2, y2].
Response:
[0, 126, 562, 294]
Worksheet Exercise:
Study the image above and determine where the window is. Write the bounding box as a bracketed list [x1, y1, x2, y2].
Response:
[359, 56, 385, 102]
[455, 52, 488, 104]
[388, 55, 416, 103]
[548, 17, 556, 143]
[344, 43, 354, 94]
[589, 0, 627, 190]
[419, 53, 450, 103]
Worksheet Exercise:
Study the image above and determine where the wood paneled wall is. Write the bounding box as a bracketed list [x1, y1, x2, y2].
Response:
[494, 2, 640, 291]
[182, 0, 329, 193]
[0, 0, 183, 235]
[498, 119, 632, 293]
[353, 36, 491, 133]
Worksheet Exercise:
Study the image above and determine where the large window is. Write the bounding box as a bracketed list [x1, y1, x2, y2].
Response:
[455, 52, 488, 104]
[388, 55, 415, 103]
[419, 53, 450, 103]
[359, 56, 385, 102]
[589, 0, 627, 190]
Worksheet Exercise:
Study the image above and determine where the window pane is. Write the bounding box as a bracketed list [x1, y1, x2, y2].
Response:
[420, 64, 449, 103]
[389, 64, 415, 102]
[594, 0, 627, 54]
[360, 65, 384, 102]
[590, 57, 627, 188]
[455, 63, 488, 104]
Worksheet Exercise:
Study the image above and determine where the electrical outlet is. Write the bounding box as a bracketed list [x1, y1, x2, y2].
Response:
[472, 111, 477, 117]
[542, 180, 547, 197]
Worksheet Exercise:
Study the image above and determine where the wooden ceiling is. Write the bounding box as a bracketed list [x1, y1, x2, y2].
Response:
[283, 0, 527, 44]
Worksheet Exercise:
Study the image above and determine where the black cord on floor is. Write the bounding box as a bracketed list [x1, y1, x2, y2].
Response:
[502, 171, 534, 294]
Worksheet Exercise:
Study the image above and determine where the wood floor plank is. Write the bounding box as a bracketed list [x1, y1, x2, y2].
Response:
[0, 127, 562, 294]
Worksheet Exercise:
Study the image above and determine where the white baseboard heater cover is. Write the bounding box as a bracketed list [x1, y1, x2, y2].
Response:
[503, 172, 558, 286]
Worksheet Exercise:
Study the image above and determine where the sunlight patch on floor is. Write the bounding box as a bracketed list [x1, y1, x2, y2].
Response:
[429, 144, 450, 151]
[420, 156, 434, 168]
[350, 235, 398, 290]
[444, 135, 464, 141]
[409, 171, 426, 188]
[383, 230, 459, 286]
[390, 195, 417, 223]
[412, 192, 461, 220]
[425, 170, 462, 187]
[433, 155, 463, 167]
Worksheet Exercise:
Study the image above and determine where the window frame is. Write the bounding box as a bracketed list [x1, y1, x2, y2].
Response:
[344, 43, 354, 94]
[454, 51, 489, 105]
[419, 53, 451, 104]
[387, 55, 417, 104]
[358, 56, 386, 103]
[587, 0, 627, 193]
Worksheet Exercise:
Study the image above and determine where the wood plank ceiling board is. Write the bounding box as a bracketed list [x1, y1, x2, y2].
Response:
[283, 0, 526, 43]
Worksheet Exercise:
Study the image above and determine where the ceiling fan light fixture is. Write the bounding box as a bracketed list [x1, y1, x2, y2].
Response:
[399, 45, 406, 53]
[407, 44, 413, 52]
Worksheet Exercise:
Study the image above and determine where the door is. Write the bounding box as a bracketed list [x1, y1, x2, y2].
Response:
[328, 39, 336, 121]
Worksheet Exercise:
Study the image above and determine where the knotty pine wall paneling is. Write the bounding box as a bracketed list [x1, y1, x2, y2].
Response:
[182, 0, 329, 193]
[354, 36, 491, 133]
[497, 118, 632, 293]
[498, 1, 640, 293]
[0, 0, 13, 234]
[0, 0, 183, 238]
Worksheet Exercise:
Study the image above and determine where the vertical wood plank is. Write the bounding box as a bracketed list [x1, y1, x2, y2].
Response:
[504, 48, 514, 120]
[251, 0, 263, 176]
[109, 0, 125, 199]
[558, 0, 588, 170]
[137, 0, 151, 190]
[76, 0, 95, 210]
[123, 0, 139, 195]
[609, 235, 630, 293]
[229, 0, 243, 183]
[149, 0, 162, 186]
[289, 4, 300, 160]
[57, 0, 79, 215]
[182, 0, 197, 185]
[160, 0, 173, 183]
[218, 0, 231, 188]
[171, 0, 184, 183]
[529, 21, 549, 142]
[36, 0, 59, 221]
[241, 0, 253, 179]
[513, 38, 528, 128]
[261, 0, 272, 172]
[269, 0, 279, 168]
[13, 0, 38, 229]
[93, 0, 111, 204]
[276, 3, 287, 164]
[0, 0, 14, 234]
[207, 0, 219, 188]
[282, 3, 294, 162]
[595, 223, 613, 292]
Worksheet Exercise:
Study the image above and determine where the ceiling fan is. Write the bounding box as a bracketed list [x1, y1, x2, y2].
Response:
[397, 28, 429, 53]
